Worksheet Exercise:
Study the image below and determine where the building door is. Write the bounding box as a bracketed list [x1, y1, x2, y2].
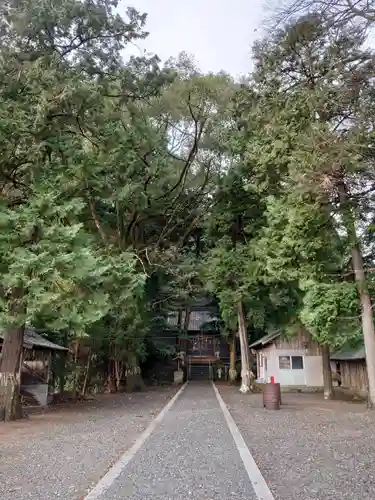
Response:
[278, 355, 305, 386]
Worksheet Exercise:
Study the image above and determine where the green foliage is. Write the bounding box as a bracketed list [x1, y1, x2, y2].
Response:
[0, 0, 149, 338]
[3, 0, 375, 400]
[300, 281, 361, 346]
[225, 13, 375, 349]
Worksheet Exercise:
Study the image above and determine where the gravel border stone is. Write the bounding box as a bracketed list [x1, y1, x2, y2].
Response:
[0, 387, 178, 500]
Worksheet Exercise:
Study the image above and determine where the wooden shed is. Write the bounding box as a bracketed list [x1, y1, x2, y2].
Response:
[251, 330, 324, 388]
[330, 345, 368, 394]
[0, 327, 68, 406]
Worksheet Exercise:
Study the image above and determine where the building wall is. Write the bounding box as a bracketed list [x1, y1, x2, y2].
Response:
[274, 330, 321, 354]
[257, 344, 274, 381]
[331, 359, 368, 392]
[256, 335, 323, 387]
[304, 354, 324, 387]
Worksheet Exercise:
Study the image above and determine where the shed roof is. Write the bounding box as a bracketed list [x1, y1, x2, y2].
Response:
[250, 331, 281, 349]
[330, 345, 365, 361]
[0, 327, 68, 351]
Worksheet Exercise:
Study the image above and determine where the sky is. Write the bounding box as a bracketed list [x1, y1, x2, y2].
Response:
[119, 0, 267, 78]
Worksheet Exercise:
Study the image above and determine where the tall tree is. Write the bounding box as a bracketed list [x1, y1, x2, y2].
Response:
[203, 168, 266, 391]
[239, 13, 375, 405]
[269, 0, 375, 30]
[0, 0, 148, 419]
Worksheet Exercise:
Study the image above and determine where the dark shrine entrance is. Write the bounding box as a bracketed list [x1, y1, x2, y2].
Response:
[185, 331, 224, 381]
[188, 334, 215, 357]
[187, 334, 217, 381]
[167, 297, 240, 381]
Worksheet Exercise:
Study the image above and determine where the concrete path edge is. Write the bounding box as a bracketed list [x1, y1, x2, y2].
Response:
[83, 382, 189, 500]
[213, 382, 275, 500]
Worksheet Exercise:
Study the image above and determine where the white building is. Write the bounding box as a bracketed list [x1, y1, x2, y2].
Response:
[251, 330, 324, 389]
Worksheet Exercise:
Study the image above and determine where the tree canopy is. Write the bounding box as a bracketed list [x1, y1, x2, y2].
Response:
[2, 0, 375, 418]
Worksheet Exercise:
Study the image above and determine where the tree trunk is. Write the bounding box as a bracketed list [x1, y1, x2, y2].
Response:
[237, 301, 251, 394]
[0, 326, 25, 420]
[350, 244, 375, 408]
[114, 345, 120, 390]
[321, 344, 333, 400]
[115, 360, 125, 392]
[81, 348, 92, 397]
[338, 181, 375, 408]
[0, 287, 26, 421]
[72, 340, 80, 399]
[107, 358, 116, 393]
[228, 335, 237, 383]
[57, 332, 69, 396]
[125, 354, 145, 392]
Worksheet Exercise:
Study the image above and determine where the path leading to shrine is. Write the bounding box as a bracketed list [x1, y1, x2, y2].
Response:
[84, 382, 272, 500]
[2, 382, 374, 500]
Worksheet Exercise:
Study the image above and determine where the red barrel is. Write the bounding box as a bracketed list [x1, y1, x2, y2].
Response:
[263, 382, 281, 410]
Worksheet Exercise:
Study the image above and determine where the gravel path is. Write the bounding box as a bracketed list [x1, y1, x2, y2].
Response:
[0, 388, 177, 500]
[217, 385, 375, 500]
[6, 382, 369, 500]
[100, 383, 257, 500]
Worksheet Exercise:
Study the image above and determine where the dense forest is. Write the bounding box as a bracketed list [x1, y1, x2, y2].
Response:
[2, 0, 375, 420]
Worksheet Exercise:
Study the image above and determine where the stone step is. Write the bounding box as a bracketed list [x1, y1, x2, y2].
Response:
[189, 363, 210, 380]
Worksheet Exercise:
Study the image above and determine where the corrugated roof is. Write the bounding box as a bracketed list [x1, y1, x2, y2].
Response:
[330, 345, 365, 361]
[0, 327, 68, 351]
[250, 331, 281, 349]
[167, 311, 219, 331]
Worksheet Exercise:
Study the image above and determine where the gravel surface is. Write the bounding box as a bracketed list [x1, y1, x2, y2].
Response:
[101, 382, 257, 500]
[0, 387, 177, 500]
[217, 385, 375, 500]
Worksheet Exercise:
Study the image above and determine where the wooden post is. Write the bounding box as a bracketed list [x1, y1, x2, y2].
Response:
[81, 348, 92, 397]
[46, 351, 52, 397]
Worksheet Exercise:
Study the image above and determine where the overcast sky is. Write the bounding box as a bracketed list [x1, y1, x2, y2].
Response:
[120, 0, 267, 78]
